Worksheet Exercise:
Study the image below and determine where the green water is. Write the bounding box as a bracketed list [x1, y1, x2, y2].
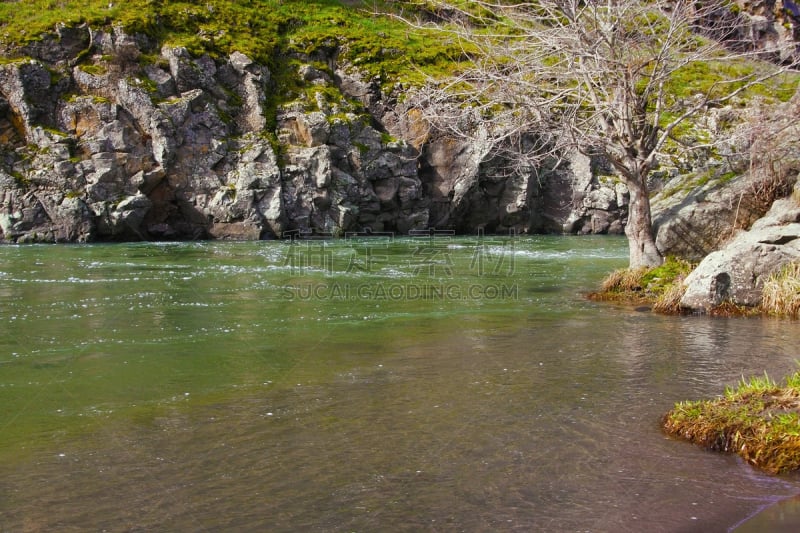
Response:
[2, 236, 800, 531]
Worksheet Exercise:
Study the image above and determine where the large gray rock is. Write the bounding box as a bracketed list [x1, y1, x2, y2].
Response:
[681, 198, 800, 312]
[653, 171, 795, 261]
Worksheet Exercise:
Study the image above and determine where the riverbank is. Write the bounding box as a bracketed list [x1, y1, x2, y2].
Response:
[588, 257, 698, 314]
[663, 371, 800, 474]
[591, 257, 800, 318]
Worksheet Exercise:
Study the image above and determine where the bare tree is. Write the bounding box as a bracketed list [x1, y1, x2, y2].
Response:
[403, 0, 798, 267]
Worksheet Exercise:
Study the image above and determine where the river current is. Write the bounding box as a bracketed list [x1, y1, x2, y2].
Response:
[2, 235, 800, 531]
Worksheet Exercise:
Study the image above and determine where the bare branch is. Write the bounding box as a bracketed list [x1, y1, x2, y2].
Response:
[393, 0, 798, 266]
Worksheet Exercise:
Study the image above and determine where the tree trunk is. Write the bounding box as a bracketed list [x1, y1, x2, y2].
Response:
[625, 180, 663, 268]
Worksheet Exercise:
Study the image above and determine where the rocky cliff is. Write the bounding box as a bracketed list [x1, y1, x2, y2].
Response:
[0, 25, 625, 243]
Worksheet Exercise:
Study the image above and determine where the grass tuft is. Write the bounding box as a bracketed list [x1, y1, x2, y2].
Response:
[761, 262, 800, 318]
[652, 280, 687, 314]
[663, 370, 800, 474]
[599, 266, 650, 294]
[590, 257, 693, 311]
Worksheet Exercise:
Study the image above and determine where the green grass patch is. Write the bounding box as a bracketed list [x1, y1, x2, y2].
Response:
[77, 63, 106, 76]
[590, 257, 694, 312]
[640, 256, 694, 294]
[664, 60, 800, 105]
[0, 1, 469, 88]
[663, 370, 800, 474]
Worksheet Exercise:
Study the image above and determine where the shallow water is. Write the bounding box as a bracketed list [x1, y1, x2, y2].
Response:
[1, 236, 800, 531]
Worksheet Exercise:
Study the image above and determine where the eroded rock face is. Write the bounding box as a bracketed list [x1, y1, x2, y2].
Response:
[652, 172, 795, 261]
[680, 197, 800, 312]
[0, 25, 624, 243]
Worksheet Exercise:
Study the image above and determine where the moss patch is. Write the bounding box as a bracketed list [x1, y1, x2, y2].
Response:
[0, 1, 469, 86]
[664, 60, 800, 105]
[663, 371, 800, 474]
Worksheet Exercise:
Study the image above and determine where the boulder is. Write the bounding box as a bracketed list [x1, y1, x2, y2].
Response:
[653, 171, 795, 261]
[681, 198, 800, 312]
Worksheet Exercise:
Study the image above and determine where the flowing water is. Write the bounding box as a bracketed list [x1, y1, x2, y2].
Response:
[1, 235, 800, 532]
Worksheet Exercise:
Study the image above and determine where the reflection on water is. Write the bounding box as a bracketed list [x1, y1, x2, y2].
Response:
[735, 494, 800, 532]
[1, 237, 800, 531]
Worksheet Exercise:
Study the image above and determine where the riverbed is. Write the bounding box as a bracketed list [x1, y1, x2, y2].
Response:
[1, 236, 799, 531]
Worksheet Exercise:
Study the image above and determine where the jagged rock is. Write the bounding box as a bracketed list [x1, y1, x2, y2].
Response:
[653, 171, 797, 261]
[732, 0, 800, 62]
[202, 135, 285, 237]
[117, 77, 158, 130]
[94, 192, 152, 239]
[164, 46, 217, 94]
[0, 60, 56, 141]
[143, 65, 177, 100]
[0, 185, 91, 243]
[0, 25, 631, 243]
[553, 151, 627, 235]
[681, 198, 800, 311]
[224, 51, 269, 133]
[52, 196, 93, 242]
[73, 65, 111, 95]
[59, 96, 118, 138]
[279, 111, 330, 147]
[418, 135, 623, 234]
[22, 23, 91, 64]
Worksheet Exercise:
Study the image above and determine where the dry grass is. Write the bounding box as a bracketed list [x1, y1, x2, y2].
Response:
[761, 262, 800, 318]
[664, 371, 800, 474]
[652, 280, 687, 314]
[599, 267, 649, 293]
[588, 267, 649, 303]
[708, 301, 761, 317]
[590, 258, 694, 312]
[594, 258, 800, 318]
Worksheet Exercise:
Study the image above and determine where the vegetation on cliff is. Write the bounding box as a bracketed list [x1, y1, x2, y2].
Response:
[401, 0, 800, 267]
[664, 371, 800, 474]
[0, 0, 799, 248]
[0, 0, 464, 85]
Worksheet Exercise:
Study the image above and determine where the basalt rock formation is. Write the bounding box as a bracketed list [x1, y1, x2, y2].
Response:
[0, 25, 624, 243]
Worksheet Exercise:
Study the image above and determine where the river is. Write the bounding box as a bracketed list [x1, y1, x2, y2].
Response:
[1, 235, 800, 531]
